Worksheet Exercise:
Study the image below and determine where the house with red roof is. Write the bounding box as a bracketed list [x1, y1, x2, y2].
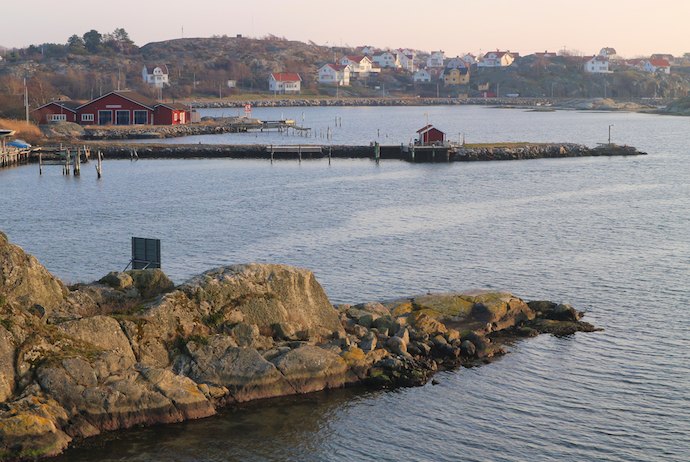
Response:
[318, 64, 351, 86]
[32, 100, 81, 124]
[34, 90, 190, 126]
[416, 125, 446, 146]
[268, 72, 302, 94]
[642, 59, 671, 74]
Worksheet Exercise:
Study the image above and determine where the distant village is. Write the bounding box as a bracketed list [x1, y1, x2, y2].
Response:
[2, 31, 689, 127]
[268, 46, 685, 96]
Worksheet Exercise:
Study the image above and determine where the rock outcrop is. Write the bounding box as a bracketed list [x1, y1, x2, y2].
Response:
[0, 233, 599, 460]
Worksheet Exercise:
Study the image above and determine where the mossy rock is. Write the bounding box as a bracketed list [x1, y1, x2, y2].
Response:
[341, 347, 366, 365]
[390, 301, 413, 317]
[126, 269, 175, 299]
[412, 294, 475, 318]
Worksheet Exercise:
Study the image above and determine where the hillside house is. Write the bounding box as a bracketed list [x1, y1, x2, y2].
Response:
[584, 55, 611, 73]
[373, 51, 399, 68]
[599, 47, 618, 58]
[397, 50, 416, 72]
[268, 72, 302, 94]
[446, 57, 470, 70]
[651, 53, 675, 65]
[340, 55, 374, 77]
[642, 59, 671, 74]
[478, 51, 515, 67]
[427, 51, 445, 68]
[142, 64, 170, 88]
[413, 69, 431, 83]
[32, 100, 80, 124]
[443, 68, 470, 86]
[318, 64, 351, 86]
[461, 54, 477, 65]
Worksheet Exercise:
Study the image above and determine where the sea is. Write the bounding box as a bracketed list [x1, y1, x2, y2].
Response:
[1, 105, 688, 461]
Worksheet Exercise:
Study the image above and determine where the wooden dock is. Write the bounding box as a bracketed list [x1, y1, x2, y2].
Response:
[0, 130, 30, 169]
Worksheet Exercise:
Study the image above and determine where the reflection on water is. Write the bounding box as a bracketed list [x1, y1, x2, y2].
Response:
[3, 108, 690, 461]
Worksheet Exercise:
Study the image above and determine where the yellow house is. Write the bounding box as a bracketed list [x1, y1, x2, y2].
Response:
[443, 68, 470, 86]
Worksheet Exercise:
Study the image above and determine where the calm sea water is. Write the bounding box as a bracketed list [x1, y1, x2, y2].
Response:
[2, 107, 689, 461]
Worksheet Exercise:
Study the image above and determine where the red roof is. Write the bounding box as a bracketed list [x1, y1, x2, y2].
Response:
[649, 59, 670, 67]
[416, 124, 445, 134]
[325, 64, 348, 71]
[345, 55, 365, 62]
[271, 72, 302, 82]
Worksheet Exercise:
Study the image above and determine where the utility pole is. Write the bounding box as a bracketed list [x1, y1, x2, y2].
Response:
[23, 77, 29, 124]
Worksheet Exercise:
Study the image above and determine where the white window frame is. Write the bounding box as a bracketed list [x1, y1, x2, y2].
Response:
[81, 113, 94, 122]
[48, 114, 67, 122]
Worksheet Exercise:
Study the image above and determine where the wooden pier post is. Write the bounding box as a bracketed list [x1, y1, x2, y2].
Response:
[64, 151, 70, 175]
[96, 151, 103, 179]
[432, 146, 436, 162]
[298, 145, 302, 164]
[39, 153, 42, 175]
[74, 147, 81, 176]
[374, 142, 380, 164]
[270, 144, 274, 164]
[328, 146, 332, 165]
[411, 145, 415, 162]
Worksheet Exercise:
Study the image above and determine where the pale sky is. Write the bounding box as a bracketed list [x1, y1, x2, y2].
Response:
[2, 0, 689, 57]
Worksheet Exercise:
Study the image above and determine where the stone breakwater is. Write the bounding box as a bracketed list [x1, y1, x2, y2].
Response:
[0, 232, 599, 460]
[188, 97, 554, 109]
[85, 142, 645, 162]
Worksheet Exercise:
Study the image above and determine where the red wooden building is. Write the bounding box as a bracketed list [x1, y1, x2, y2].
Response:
[154, 102, 189, 125]
[416, 124, 446, 145]
[32, 100, 81, 124]
[34, 91, 190, 126]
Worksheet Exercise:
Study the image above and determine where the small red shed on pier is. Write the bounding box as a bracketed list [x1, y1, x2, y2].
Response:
[416, 124, 446, 145]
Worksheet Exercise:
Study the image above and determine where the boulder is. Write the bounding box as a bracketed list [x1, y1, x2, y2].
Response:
[98, 272, 134, 291]
[271, 345, 351, 393]
[0, 326, 15, 402]
[181, 264, 343, 336]
[126, 269, 175, 299]
[386, 336, 408, 356]
[0, 392, 72, 459]
[359, 332, 377, 352]
[0, 232, 66, 314]
[186, 337, 292, 402]
[229, 323, 260, 348]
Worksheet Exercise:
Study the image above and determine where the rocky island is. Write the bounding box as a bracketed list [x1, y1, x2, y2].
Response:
[0, 232, 598, 460]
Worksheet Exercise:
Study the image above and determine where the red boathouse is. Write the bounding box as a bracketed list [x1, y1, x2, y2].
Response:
[416, 124, 446, 145]
[32, 101, 81, 124]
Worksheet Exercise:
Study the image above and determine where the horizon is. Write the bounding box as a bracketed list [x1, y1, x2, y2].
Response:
[1, 0, 689, 58]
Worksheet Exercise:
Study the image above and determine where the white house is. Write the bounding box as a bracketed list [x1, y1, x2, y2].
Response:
[268, 72, 302, 94]
[427, 51, 445, 68]
[642, 59, 671, 74]
[318, 64, 351, 86]
[413, 69, 431, 83]
[340, 55, 374, 76]
[361, 46, 376, 56]
[142, 64, 169, 88]
[461, 53, 477, 65]
[373, 51, 399, 68]
[584, 55, 611, 73]
[445, 57, 469, 70]
[478, 51, 515, 68]
[397, 50, 416, 72]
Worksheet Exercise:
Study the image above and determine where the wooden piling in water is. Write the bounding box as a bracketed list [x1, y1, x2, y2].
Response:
[96, 151, 103, 179]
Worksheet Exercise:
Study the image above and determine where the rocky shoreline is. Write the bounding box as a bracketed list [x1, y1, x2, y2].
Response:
[0, 232, 599, 460]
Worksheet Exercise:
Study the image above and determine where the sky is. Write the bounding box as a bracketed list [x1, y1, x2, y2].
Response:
[2, 0, 689, 57]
